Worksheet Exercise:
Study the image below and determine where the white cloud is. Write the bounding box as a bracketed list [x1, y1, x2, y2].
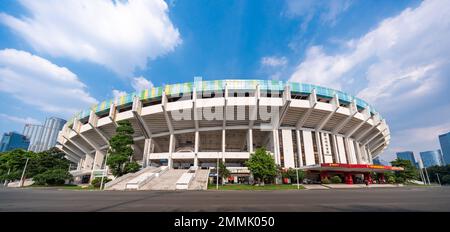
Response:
[0, 49, 97, 116]
[112, 89, 127, 101]
[285, 0, 352, 29]
[261, 56, 288, 67]
[131, 76, 153, 92]
[0, 113, 40, 125]
[290, 0, 450, 100]
[0, 0, 181, 76]
[289, 0, 450, 159]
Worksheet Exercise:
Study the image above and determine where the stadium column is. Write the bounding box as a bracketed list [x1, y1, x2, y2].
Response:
[93, 150, 105, 170]
[222, 83, 228, 165]
[222, 129, 226, 163]
[272, 129, 281, 165]
[314, 131, 324, 164]
[82, 154, 94, 171]
[366, 146, 373, 164]
[132, 96, 153, 167]
[194, 131, 199, 167]
[162, 90, 175, 168]
[247, 129, 253, 153]
[330, 134, 340, 163]
[355, 140, 363, 164]
[143, 138, 152, 168]
[169, 133, 174, 168]
[315, 94, 339, 164]
[296, 130, 303, 167]
[193, 86, 199, 168]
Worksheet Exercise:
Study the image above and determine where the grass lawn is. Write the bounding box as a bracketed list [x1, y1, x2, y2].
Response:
[26, 184, 100, 190]
[59, 185, 99, 190]
[208, 184, 305, 190]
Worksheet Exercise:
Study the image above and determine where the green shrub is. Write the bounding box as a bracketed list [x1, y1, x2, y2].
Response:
[321, 177, 331, 184]
[91, 177, 112, 188]
[330, 176, 342, 184]
[33, 169, 72, 185]
[387, 176, 395, 184]
[123, 161, 140, 174]
[442, 175, 450, 185]
[395, 176, 405, 184]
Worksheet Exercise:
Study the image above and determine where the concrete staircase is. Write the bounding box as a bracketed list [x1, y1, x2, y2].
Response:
[188, 169, 210, 190]
[105, 166, 158, 190]
[141, 169, 187, 190]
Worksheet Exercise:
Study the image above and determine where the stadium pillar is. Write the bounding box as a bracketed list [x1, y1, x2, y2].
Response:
[248, 129, 253, 153]
[315, 131, 324, 164]
[194, 131, 199, 167]
[143, 138, 152, 167]
[169, 133, 174, 168]
[331, 134, 340, 163]
[92, 150, 105, 170]
[273, 129, 281, 165]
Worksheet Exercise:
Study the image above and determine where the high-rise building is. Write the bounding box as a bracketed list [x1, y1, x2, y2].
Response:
[420, 150, 445, 168]
[373, 157, 382, 165]
[0, 132, 30, 152]
[439, 131, 450, 165]
[23, 117, 66, 152]
[396, 151, 418, 167]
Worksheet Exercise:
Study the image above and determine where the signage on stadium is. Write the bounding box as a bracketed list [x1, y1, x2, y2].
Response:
[321, 163, 403, 171]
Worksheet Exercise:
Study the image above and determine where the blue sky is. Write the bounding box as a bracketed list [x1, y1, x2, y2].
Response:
[0, 0, 449, 162]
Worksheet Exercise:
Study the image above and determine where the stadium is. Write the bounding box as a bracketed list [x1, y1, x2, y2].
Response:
[56, 79, 396, 190]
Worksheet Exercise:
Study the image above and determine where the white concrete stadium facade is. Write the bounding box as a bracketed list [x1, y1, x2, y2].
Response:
[56, 79, 390, 179]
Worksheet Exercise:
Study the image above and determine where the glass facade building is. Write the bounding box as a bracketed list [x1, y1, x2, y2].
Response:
[420, 150, 445, 168]
[23, 117, 66, 152]
[439, 132, 450, 165]
[0, 132, 30, 152]
[396, 151, 418, 167]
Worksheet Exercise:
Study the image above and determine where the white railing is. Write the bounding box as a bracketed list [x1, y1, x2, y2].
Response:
[105, 166, 155, 189]
[176, 173, 195, 190]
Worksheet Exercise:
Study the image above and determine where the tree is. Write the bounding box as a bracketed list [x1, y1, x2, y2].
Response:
[0, 149, 32, 182]
[245, 148, 277, 185]
[33, 169, 72, 186]
[390, 158, 419, 183]
[285, 168, 305, 183]
[106, 120, 141, 177]
[218, 161, 230, 185]
[27, 147, 70, 177]
[442, 175, 450, 185]
[426, 165, 450, 185]
[0, 148, 72, 185]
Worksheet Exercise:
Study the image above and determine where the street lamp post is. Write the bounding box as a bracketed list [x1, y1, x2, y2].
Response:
[216, 157, 219, 190]
[19, 158, 29, 187]
[436, 173, 441, 186]
[424, 167, 431, 185]
[100, 153, 109, 190]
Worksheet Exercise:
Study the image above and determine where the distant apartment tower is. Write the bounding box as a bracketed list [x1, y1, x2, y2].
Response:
[420, 150, 445, 168]
[396, 151, 418, 167]
[439, 131, 450, 165]
[23, 117, 66, 152]
[0, 132, 30, 152]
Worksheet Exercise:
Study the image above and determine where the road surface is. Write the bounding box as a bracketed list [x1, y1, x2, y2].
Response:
[1, 186, 449, 212]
